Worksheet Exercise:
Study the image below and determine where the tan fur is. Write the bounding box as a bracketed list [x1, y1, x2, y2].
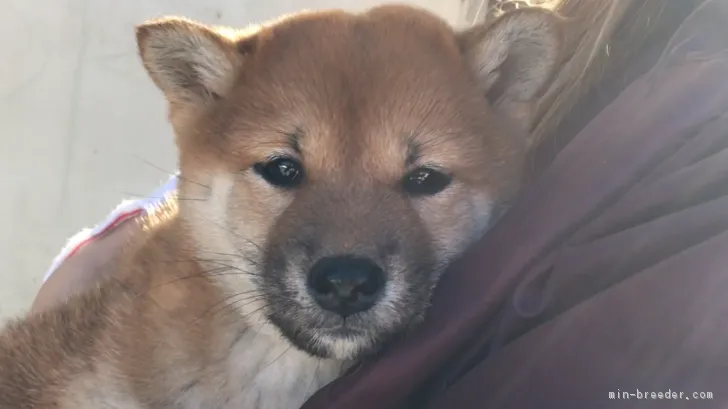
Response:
[0, 4, 561, 408]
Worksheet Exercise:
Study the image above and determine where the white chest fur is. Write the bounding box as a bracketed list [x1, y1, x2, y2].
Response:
[174, 328, 347, 409]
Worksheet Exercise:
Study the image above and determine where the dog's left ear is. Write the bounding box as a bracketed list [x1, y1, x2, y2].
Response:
[135, 17, 254, 107]
[458, 8, 562, 128]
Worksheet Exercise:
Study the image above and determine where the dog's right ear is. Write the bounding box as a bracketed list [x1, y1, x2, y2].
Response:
[136, 17, 255, 106]
[458, 8, 562, 130]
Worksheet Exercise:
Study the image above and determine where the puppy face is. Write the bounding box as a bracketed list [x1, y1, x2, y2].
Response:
[136, 5, 561, 359]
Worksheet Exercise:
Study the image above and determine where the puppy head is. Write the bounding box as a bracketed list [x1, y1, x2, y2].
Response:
[136, 5, 561, 360]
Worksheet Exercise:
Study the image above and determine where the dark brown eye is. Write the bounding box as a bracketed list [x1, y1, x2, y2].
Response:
[254, 157, 304, 189]
[402, 167, 452, 196]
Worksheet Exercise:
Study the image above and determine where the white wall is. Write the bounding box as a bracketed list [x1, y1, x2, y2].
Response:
[0, 0, 467, 321]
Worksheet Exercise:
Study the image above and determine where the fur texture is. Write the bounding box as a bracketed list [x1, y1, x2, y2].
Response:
[0, 5, 561, 408]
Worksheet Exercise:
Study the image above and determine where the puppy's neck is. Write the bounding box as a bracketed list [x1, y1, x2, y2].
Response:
[121, 197, 347, 408]
[213, 328, 347, 409]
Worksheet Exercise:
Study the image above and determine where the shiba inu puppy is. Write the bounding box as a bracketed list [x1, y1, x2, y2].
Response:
[0, 4, 561, 408]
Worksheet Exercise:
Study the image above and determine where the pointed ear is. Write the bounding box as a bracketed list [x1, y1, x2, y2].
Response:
[135, 17, 253, 105]
[459, 8, 562, 128]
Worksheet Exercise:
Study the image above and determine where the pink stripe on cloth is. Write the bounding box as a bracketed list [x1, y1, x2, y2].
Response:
[42, 175, 178, 283]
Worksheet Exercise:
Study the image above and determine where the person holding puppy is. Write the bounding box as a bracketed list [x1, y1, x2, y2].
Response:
[32, 0, 728, 408]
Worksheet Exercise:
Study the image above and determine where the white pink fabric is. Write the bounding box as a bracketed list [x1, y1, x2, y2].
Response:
[42, 174, 179, 283]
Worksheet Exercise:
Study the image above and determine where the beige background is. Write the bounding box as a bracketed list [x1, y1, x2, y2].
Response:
[0, 0, 478, 321]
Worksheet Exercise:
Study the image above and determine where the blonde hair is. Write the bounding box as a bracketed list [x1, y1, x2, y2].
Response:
[531, 0, 632, 143]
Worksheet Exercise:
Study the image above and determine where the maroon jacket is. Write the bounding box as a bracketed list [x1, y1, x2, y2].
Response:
[302, 1, 728, 408]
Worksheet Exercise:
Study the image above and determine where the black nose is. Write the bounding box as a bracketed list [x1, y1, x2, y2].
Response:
[307, 255, 386, 317]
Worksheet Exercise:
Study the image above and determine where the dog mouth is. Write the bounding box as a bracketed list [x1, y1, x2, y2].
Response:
[259, 247, 438, 359]
[266, 310, 382, 359]
[264, 277, 430, 360]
